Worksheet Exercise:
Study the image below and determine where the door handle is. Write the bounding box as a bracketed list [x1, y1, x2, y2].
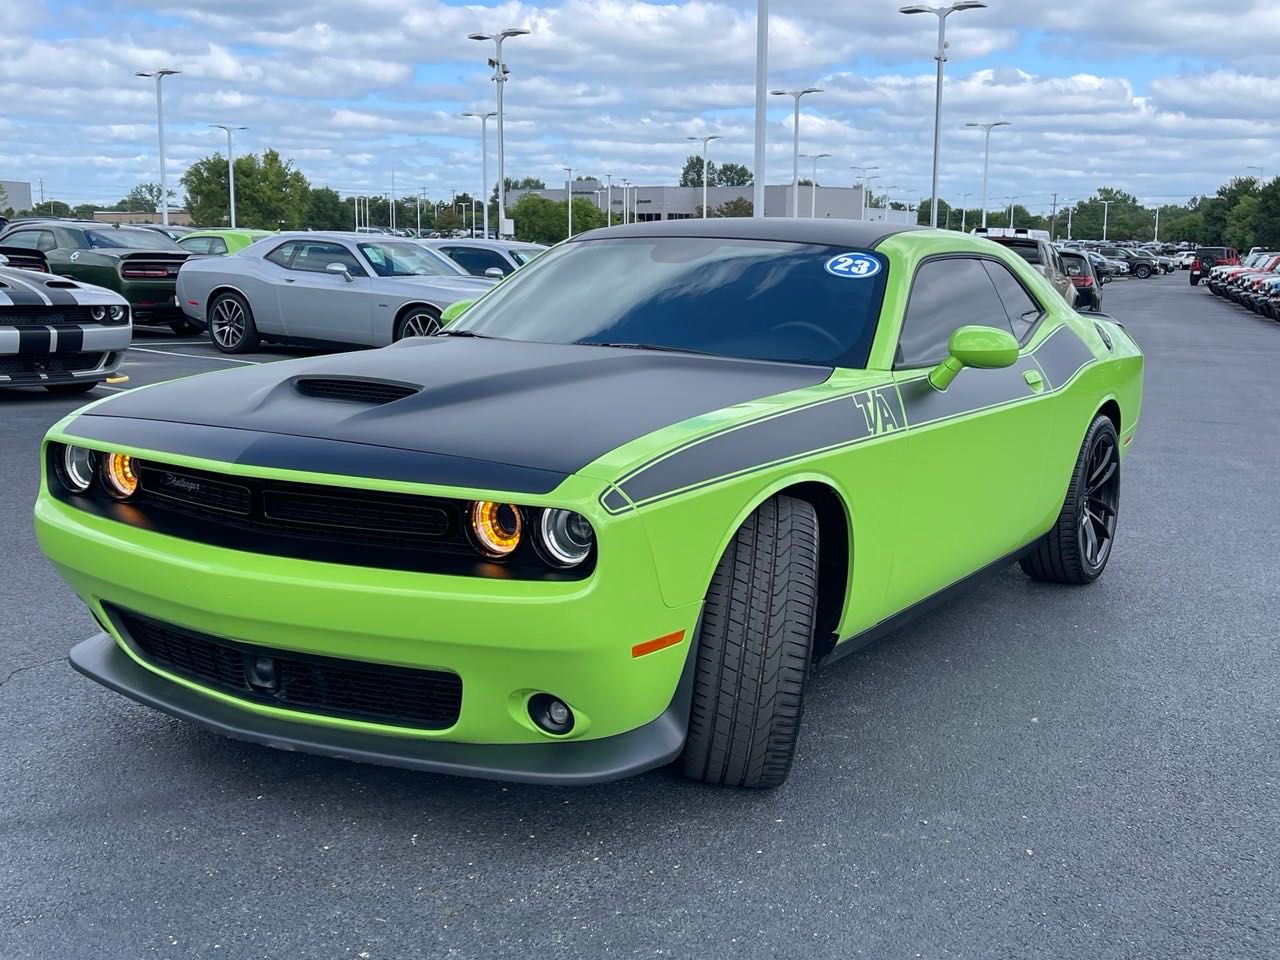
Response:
[1023, 369, 1045, 393]
[283, 278, 295, 283]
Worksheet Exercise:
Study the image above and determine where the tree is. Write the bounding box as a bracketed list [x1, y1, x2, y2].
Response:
[493, 176, 547, 202]
[115, 182, 174, 213]
[306, 186, 350, 230]
[1224, 195, 1259, 251]
[679, 154, 715, 188]
[509, 193, 606, 243]
[710, 197, 753, 218]
[182, 148, 311, 229]
[1252, 178, 1280, 249]
[715, 162, 752, 187]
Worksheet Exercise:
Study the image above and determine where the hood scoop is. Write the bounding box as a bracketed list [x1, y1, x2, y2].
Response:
[293, 377, 420, 405]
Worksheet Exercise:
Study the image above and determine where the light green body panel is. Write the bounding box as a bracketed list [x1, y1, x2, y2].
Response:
[35, 229, 1142, 746]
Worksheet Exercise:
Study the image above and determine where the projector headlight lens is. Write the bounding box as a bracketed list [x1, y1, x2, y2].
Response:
[102, 452, 139, 500]
[538, 509, 594, 567]
[90, 306, 106, 321]
[470, 501, 522, 558]
[107, 304, 126, 321]
[60, 445, 98, 493]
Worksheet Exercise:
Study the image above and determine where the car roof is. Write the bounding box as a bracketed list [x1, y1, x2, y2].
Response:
[427, 238, 547, 251]
[572, 218, 923, 249]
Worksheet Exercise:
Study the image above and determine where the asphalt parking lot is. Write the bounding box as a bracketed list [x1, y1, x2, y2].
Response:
[2, 277, 1277, 960]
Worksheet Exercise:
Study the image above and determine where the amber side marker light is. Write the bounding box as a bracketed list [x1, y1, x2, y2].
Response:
[632, 630, 685, 659]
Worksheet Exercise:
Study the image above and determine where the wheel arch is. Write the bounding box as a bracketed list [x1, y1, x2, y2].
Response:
[392, 300, 443, 337]
[1096, 397, 1121, 432]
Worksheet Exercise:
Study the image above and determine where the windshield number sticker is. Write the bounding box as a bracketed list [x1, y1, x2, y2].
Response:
[825, 253, 881, 279]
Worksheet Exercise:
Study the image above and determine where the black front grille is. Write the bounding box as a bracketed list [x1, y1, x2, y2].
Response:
[294, 377, 419, 405]
[0, 306, 121, 327]
[114, 607, 463, 730]
[0, 352, 103, 377]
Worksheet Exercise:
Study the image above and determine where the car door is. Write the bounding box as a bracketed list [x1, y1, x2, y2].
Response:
[273, 240, 373, 344]
[885, 254, 1058, 613]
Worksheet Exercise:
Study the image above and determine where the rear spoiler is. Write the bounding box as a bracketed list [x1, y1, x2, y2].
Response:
[0, 246, 49, 272]
[118, 251, 189, 262]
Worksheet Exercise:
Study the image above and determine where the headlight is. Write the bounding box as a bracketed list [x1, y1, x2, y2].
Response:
[538, 509, 594, 567]
[102, 452, 139, 499]
[59, 445, 98, 493]
[90, 306, 106, 321]
[107, 305, 126, 321]
[470, 501, 522, 557]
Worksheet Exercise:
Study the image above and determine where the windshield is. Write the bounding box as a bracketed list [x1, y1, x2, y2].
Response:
[85, 228, 183, 251]
[357, 241, 466, 277]
[451, 236, 889, 368]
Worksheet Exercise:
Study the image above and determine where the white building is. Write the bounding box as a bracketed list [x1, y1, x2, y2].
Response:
[0, 180, 34, 213]
[509, 178, 915, 224]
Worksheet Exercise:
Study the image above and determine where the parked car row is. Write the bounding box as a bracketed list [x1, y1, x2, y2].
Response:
[1200, 249, 1280, 319]
[1187, 246, 1240, 286]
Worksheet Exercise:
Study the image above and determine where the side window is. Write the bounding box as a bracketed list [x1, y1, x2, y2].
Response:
[3, 230, 54, 251]
[446, 247, 511, 276]
[208, 237, 229, 255]
[983, 260, 1044, 341]
[265, 241, 297, 268]
[290, 242, 364, 274]
[897, 257, 1012, 368]
[180, 237, 212, 255]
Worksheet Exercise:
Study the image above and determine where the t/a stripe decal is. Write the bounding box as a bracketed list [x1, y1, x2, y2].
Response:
[604, 386, 902, 512]
[50, 325, 85, 352]
[17, 327, 52, 355]
[1033, 325, 1097, 390]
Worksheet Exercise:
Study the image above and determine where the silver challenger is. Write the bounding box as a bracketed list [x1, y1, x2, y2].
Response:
[0, 248, 132, 394]
[175, 232, 498, 353]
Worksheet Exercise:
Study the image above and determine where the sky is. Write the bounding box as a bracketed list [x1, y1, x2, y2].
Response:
[2, 0, 1278, 215]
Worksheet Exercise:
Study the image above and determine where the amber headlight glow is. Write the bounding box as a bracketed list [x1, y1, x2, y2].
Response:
[538, 509, 594, 567]
[102, 453, 139, 499]
[60, 445, 98, 493]
[470, 501, 522, 557]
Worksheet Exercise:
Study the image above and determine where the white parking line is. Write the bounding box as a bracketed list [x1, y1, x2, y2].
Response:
[128, 347, 261, 365]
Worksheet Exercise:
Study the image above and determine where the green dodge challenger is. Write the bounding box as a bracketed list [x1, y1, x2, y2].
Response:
[34, 220, 1143, 788]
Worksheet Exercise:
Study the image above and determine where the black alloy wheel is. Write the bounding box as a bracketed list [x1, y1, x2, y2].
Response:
[1077, 427, 1120, 573]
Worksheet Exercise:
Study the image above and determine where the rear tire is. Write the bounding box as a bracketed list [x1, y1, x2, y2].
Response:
[679, 495, 819, 789]
[208, 292, 259, 354]
[1190, 275, 1200, 286]
[1021, 415, 1120, 585]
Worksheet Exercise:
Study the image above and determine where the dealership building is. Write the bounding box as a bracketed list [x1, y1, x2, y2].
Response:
[508, 178, 915, 224]
[0, 179, 34, 212]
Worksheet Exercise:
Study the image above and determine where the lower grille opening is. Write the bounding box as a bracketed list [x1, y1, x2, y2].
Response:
[111, 606, 462, 730]
[0, 352, 104, 377]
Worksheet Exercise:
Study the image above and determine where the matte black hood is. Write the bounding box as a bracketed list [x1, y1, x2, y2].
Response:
[77, 338, 831, 493]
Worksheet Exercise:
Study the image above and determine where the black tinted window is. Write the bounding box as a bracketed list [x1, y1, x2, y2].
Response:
[452, 237, 890, 368]
[445, 246, 511, 276]
[3, 230, 53, 251]
[208, 237, 229, 255]
[898, 257, 1010, 367]
[179, 237, 212, 255]
[983, 260, 1043, 341]
[265, 241, 297, 268]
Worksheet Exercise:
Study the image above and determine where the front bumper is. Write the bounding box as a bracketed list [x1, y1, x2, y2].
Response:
[70, 631, 690, 784]
[0, 322, 129, 387]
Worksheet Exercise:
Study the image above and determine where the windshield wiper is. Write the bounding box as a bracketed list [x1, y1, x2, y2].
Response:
[580, 341, 719, 357]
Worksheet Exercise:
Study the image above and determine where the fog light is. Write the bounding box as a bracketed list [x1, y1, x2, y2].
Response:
[528, 693, 575, 735]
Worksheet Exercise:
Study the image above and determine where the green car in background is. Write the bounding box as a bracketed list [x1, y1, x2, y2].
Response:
[0, 219, 190, 332]
[34, 220, 1143, 789]
[177, 229, 275, 256]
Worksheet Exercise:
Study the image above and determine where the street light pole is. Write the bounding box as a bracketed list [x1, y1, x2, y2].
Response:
[770, 87, 823, 218]
[753, 0, 768, 218]
[960, 191, 971, 231]
[1247, 164, 1264, 183]
[468, 28, 529, 239]
[880, 185, 900, 221]
[965, 119, 1010, 228]
[900, 2, 987, 228]
[801, 153, 832, 217]
[462, 111, 497, 238]
[563, 166, 574, 238]
[621, 180, 630, 224]
[605, 174, 613, 227]
[208, 124, 246, 229]
[851, 165, 880, 220]
[136, 68, 180, 226]
[1100, 200, 1114, 242]
[687, 134, 723, 218]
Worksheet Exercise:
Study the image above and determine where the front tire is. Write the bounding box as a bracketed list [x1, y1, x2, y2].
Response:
[208, 292, 259, 354]
[394, 306, 441, 341]
[1134, 264, 1152, 279]
[679, 495, 819, 789]
[1021, 415, 1120, 585]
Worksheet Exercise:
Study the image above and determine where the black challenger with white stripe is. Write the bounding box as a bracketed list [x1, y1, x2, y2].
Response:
[0, 248, 132, 394]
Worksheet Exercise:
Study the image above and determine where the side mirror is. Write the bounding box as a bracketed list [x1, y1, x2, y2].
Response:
[1101, 274, 1112, 285]
[928, 325, 1019, 391]
[439, 299, 475, 327]
[0, 254, 7, 266]
[484, 266, 506, 279]
[325, 262, 354, 282]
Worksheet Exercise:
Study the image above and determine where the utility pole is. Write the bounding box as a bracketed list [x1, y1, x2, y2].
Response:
[1154, 205, 1161, 242]
[753, 0, 767, 218]
[606, 174, 613, 227]
[1049, 192, 1058, 241]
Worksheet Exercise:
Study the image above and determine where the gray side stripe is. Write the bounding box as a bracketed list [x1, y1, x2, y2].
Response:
[1034, 325, 1096, 390]
[609, 387, 902, 512]
[898, 356, 1041, 427]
